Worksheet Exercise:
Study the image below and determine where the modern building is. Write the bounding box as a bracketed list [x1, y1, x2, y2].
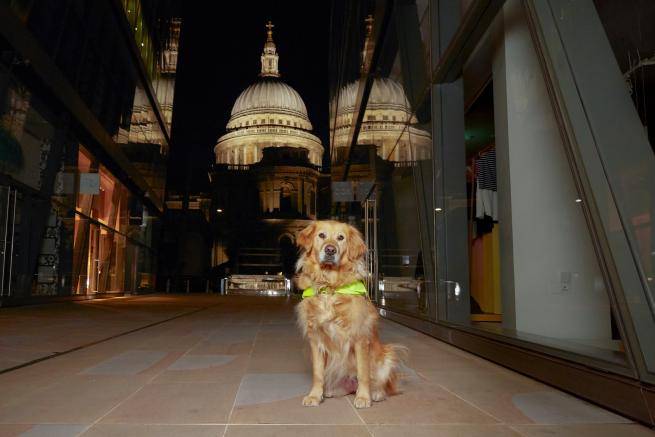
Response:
[0, 1, 180, 302]
[210, 22, 328, 278]
[330, 0, 655, 424]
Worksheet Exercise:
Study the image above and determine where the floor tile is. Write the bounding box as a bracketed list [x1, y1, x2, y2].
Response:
[511, 391, 631, 425]
[234, 373, 312, 407]
[349, 382, 498, 425]
[230, 396, 362, 425]
[0, 376, 144, 424]
[100, 382, 239, 424]
[419, 369, 546, 424]
[151, 354, 248, 384]
[80, 350, 168, 376]
[511, 423, 655, 436]
[168, 354, 237, 370]
[14, 424, 88, 437]
[247, 350, 309, 373]
[80, 424, 225, 436]
[225, 424, 370, 436]
[369, 424, 523, 436]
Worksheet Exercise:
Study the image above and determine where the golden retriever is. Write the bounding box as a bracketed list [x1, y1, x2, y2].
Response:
[294, 220, 405, 408]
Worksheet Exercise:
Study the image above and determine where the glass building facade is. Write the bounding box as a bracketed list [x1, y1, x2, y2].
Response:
[0, 0, 180, 300]
[330, 0, 655, 424]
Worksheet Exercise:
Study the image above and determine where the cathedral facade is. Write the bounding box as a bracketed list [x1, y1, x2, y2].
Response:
[210, 23, 326, 275]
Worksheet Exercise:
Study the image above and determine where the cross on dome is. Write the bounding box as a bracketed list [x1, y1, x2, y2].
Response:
[266, 21, 274, 40]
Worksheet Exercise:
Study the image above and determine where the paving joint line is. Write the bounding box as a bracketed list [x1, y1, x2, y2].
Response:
[0, 299, 224, 375]
[222, 313, 262, 437]
[78, 310, 217, 435]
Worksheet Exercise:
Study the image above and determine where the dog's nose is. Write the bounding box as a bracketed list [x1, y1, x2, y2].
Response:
[324, 245, 337, 256]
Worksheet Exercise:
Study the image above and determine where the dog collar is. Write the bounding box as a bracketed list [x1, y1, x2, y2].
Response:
[302, 281, 367, 299]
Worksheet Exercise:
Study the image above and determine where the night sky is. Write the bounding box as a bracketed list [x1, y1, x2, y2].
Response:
[168, 2, 331, 194]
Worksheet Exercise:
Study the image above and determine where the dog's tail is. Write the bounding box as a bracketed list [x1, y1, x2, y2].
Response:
[387, 343, 409, 365]
[380, 343, 409, 395]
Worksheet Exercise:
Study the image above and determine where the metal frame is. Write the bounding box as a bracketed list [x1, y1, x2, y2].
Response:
[0, 187, 12, 297]
[431, 0, 506, 84]
[364, 198, 378, 302]
[7, 189, 16, 297]
[430, 0, 472, 324]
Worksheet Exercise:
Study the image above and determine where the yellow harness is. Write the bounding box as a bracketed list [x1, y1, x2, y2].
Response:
[302, 281, 367, 299]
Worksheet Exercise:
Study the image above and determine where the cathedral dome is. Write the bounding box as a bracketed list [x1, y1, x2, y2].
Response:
[330, 76, 431, 163]
[215, 22, 323, 167]
[334, 78, 412, 115]
[230, 79, 309, 121]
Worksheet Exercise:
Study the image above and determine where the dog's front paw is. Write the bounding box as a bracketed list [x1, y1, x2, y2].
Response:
[371, 390, 386, 402]
[302, 395, 322, 407]
[354, 395, 372, 409]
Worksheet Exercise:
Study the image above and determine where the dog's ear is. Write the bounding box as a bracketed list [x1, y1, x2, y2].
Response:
[296, 222, 316, 252]
[347, 225, 367, 261]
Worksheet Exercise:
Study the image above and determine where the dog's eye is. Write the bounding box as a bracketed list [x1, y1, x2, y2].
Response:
[337, 235, 344, 241]
[318, 232, 326, 239]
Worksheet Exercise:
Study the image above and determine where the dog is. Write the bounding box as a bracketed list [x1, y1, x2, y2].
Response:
[294, 220, 405, 409]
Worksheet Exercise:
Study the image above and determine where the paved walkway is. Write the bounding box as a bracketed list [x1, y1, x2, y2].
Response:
[0, 294, 652, 436]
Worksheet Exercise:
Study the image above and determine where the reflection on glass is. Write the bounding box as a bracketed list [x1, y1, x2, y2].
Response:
[590, 0, 655, 372]
[450, 2, 625, 363]
[329, 3, 434, 318]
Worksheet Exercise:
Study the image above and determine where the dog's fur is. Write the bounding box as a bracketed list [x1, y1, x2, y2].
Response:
[294, 220, 405, 408]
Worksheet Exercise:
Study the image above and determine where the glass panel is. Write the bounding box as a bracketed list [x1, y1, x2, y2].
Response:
[114, 81, 168, 204]
[592, 0, 655, 374]
[329, 1, 436, 319]
[0, 10, 163, 300]
[435, 1, 627, 365]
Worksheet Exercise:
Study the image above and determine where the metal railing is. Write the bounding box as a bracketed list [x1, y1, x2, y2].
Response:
[220, 274, 291, 296]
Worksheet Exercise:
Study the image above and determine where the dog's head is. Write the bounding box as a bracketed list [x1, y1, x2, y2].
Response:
[296, 220, 367, 269]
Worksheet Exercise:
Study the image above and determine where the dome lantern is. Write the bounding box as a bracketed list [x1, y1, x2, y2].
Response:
[260, 21, 280, 78]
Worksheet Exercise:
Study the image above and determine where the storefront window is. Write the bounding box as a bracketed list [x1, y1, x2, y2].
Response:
[428, 1, 627, 364]
[70, 146, 157, 295]
[328, 0, 647, 368]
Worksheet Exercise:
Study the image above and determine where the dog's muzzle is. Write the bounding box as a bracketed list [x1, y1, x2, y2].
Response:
[319, 244, 339, 265]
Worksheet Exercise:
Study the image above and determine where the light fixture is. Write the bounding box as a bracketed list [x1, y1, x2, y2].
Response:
[435, 207, 443, 212]
[141, 42, 144, 47]
[216, 208, 223, 213]
[575, 198, 582, 203]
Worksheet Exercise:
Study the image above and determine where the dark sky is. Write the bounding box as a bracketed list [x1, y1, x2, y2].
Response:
[168, 2, 331, 194]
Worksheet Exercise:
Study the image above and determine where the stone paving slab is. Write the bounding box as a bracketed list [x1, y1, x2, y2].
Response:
[0, 294, 651, 437]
